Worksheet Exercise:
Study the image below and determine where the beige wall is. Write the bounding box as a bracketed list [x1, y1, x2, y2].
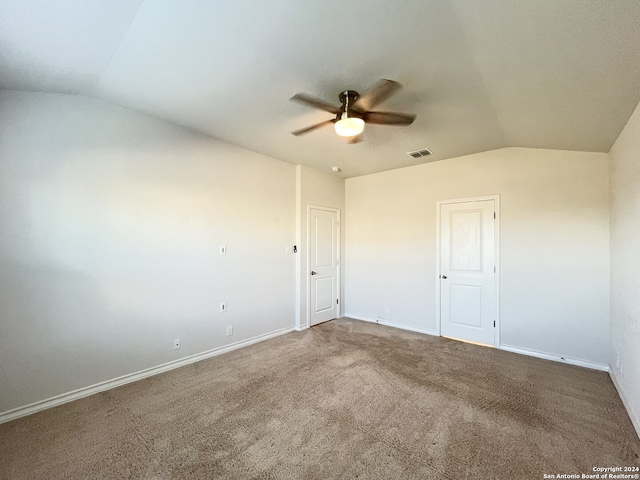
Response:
[609, 100, 640, 433]
[345, 147, 610, 365]
[0, 91, 297, 413]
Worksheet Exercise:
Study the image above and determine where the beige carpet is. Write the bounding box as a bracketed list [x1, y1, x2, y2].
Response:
[1, 318, 638, 479]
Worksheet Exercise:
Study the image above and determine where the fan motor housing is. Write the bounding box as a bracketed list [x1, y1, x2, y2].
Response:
[338, 90, 362, 119]
[339, 90, 359, 104]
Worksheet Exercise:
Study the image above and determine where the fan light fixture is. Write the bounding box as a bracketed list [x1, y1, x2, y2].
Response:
[290, 80, 415, 141]
[334, 115, 364, 137]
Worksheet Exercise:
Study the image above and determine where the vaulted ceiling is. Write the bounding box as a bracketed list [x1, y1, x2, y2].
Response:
[1, 1, 639, 177]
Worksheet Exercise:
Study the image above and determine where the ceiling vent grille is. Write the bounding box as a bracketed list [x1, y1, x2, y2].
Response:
[407, 148, 432, 158]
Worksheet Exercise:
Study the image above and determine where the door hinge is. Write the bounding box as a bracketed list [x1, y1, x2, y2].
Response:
[337, 299, 339, 304]
[493, 320, 496, 328]
[493, 212, 496, 219]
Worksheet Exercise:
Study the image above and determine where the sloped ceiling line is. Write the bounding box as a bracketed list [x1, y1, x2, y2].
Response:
[94, 0, 147, 98]
[1, 0, 639, 177]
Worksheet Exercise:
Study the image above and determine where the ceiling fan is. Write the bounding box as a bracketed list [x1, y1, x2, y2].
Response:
[290, 79, 416, 142]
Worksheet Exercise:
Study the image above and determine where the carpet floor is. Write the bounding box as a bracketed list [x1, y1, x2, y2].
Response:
[1, 318, 638, 479]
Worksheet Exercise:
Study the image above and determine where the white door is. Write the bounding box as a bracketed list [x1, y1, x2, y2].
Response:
[440, 199, 497, 346]
[309, 207, 339, 326]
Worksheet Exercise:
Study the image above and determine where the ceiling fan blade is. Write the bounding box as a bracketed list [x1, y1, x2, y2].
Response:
[363, 111, 416, 125]
[290, 93, 341, 114]
[291, 119, 335, 136]
[353, 79, 402, 112]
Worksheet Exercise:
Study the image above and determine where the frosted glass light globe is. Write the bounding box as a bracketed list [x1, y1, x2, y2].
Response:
[334, 117, 364, 137]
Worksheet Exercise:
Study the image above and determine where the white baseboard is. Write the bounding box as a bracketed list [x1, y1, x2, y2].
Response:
[0, 326, 295, 425]
[499, 344, 610, 372]
[346, 316, 609, 372]
[609, 369, 640, 438]
[345, 313, 438, 337]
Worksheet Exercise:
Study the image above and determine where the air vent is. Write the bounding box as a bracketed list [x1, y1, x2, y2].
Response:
[407, 148, 432, 158]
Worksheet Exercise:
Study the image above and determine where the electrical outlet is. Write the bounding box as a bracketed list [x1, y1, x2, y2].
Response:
[220, 245, 226, 255]
[220, 302, 227, 313]
[385, 306, 391, 314]
[226, 325, 233, 336]
[173, 338, 181, 350]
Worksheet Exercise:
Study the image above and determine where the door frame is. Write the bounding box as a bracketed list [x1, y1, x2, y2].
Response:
[306, 204, 341, 327]
[435, 195, 500, 347]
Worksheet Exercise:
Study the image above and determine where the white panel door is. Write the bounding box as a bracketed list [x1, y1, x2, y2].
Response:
[440, 200, 496, 346]
[309, 207, 339, 326]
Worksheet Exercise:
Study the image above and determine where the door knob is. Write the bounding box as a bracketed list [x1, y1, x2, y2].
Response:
[311, 271, 317, 275]
[441, 275, 447, 279]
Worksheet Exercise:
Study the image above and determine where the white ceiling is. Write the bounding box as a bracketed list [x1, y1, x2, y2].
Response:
[1, 0, 639, 178]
